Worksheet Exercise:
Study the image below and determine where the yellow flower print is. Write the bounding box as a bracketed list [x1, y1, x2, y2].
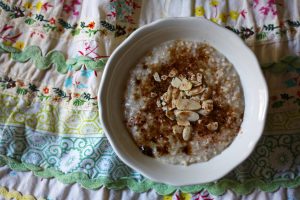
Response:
[163, 196, 172, 200]
[218, 12, 228, 23]
[163, 193, 191, 200]
[14, 41, 25, 50]
[210, 18, 218, 23]
[181, 193, 192, 199]
[35, 1, 43, 12]
[195, 6, 205, 16]
[230, 10, 239, 21]
[24, 2, 33, 9]
[210, 0, 219, 7]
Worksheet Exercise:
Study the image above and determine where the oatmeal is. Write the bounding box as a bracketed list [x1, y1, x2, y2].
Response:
[124, 40, 244, 165]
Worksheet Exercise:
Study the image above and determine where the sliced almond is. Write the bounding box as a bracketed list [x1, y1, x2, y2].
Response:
[182, 126, 192, 141]
[206, 122, 218, 131]
[161, 75, 168, 80]
[179, 91, 185, 98]
[186, 86, 205, 96]
[191, 80, 202, 86]
[168, 68, 178, 77]
[190, 74, 196, 81]
[175, 110, 199, 122]
[179, 78, 192, 91]
[178, 74, 185, 80]
[171, 77, 182, 88]
[190, 96, 201, 102]
[202, 99, 213, 112]
[177, 120, 190, 126]
[201, 88, 212, 100]
[196, 73, 203, 84]
[172, 88, 180, 99]
[198, 109, 210, 116]
[161, 86, 172, 103]
[176, 98, 201, 110]
[166, 110, 175, 120]
[172, 125, 184, 134]
[153, 72, 161, 82]
[168, 101, 176, 110]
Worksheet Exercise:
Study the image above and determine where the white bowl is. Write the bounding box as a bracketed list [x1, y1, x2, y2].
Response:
[98, 17, 268, 186]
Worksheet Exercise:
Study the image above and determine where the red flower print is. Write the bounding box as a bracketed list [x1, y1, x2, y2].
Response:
[43, 87, 49, 94]
[87, 21, 95, 29]
[259, 6, 270, 15]
[240, 9, 247, 19]
[42, 2, 53, 11]
[49, 18, 56, 24]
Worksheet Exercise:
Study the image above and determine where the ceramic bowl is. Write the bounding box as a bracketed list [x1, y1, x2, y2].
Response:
[98, 17, 268, 186]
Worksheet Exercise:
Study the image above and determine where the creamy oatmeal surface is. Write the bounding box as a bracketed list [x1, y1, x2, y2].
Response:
[124, 40, 244, 165]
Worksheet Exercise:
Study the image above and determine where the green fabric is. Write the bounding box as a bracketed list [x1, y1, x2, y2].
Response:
[1, 155, 300, 195]
[0, 43, 107, 74]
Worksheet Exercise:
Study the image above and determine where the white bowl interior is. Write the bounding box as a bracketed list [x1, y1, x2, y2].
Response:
[99, 18, 268, 186]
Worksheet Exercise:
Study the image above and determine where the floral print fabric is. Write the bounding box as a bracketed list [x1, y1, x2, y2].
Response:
[0, 0, 300, 197]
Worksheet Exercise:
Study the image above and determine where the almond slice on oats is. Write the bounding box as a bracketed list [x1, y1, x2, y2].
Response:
[172, 88, 180, 99]
[182, 126, 192, 141]
[191, 80, 202, 86]
[153, 72, 161, 82]
[176, 98, 201, 110]
[179, 78, 192, 91]
[168, 68, 178, 77]
[170, 99, 178, 110]
[161, 86, 172, 103]
[171, 77, 182, 88]
[206, 122, 218, 131]
[196, 73, 203, 84]
[175, 110, 199, 122]
[202, 99, 213, 111]
[177, 120, 190, 126]
[172, 125, 184, 134]
[186, 86, 205, 96]
[190, 96, 201, 102]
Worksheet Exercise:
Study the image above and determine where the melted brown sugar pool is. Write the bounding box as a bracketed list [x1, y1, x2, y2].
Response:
[124, 40, 244, 165]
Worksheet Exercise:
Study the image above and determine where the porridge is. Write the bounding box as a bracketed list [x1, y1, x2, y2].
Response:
[124, 40, 244, 165]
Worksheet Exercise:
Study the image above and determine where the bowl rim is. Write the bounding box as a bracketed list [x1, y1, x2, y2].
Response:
[98, 17, 269, 186]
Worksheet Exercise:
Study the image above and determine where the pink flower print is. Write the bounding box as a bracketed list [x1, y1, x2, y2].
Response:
[42, 2, 53, 11]
[259, 6, 270, 15]
[240, 9, 247, 19]
[253, 0, 259, 8]
[63, 5, 72, 13]
[49, 18, 56, 24]
[267, 0, 276, 7]
[271, 7, 278, 16]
